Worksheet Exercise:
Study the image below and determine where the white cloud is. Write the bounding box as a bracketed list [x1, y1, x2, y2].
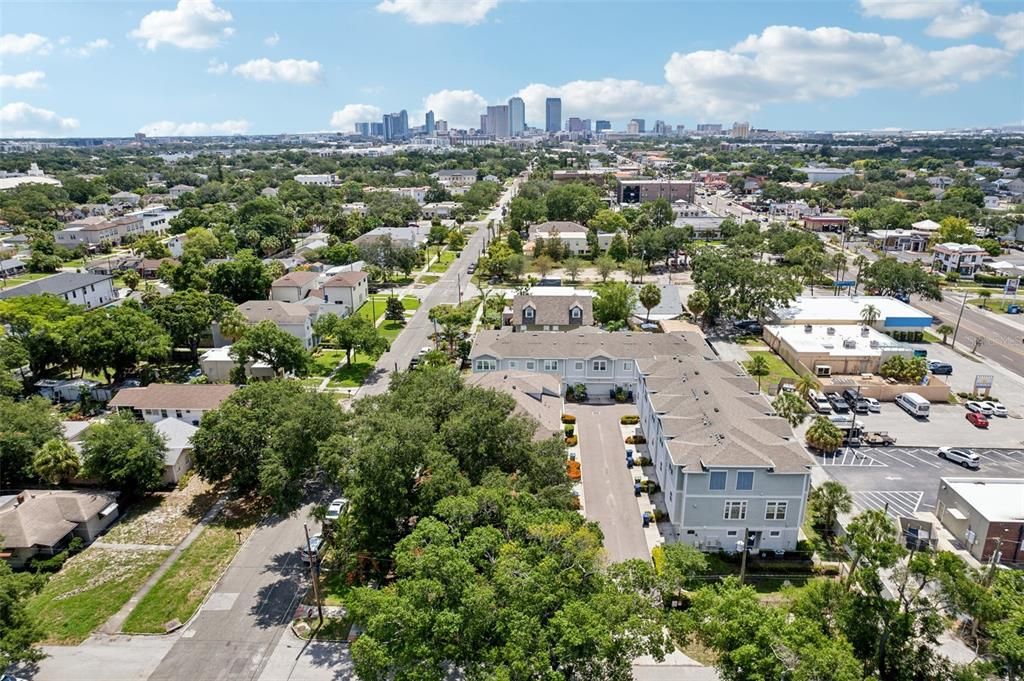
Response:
[264, 32, 280, 46]
[232, 58, 323, 84]
[0, 102, 79, 137]
[71, 38, 111, 57]
[129, 0, 233, 50]
[330, 104, 383, 130]
[0, 71, 46, 89]
[422, 89, 488, 127]
[926, 4, 994, 38]
[859, 0, 960, 19]
[376, 0, 499, 25]
[207, 59, 228, 75]
[995, 12, 1024, 51]
[0, 33, 52, 56]
[138, 119, 250, 136]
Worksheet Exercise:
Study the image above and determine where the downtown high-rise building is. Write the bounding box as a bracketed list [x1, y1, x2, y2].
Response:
[425, 110, 435, 136]
[486, 104, 510, 137]
[731, 121, 751, 138]
[370, 122, 384, 137]
[382, 110, 409, 141]
[630, 118, 646, 133]
[354, 122, 370, 136]
[545, 97, 562, 133]
[508, 97, 525, 136]
[595, 120, 611, 133]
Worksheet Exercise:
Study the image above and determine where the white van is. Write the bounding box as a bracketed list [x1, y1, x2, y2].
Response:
[896, 392, 930, 418]
[807, 389, 832, 414]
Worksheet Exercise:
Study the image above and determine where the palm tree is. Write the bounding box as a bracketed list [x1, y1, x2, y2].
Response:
[808, 481, 853, 538]
[794, 374, 818, 400]
[33, 438, 81, 485]
[936, 324, 955, 345]
[852, 255, 869, 295]
[978, 290, 992, 309]
[745, 354, 771, 391]
[687, 291, 709, 328]
[219, 309, 249, 342]
[806, 416, 843, 453]
[772, 391, 811, 428]
[859, 304, 881, 326]
[831, 252, 848, 292]
[639, 283, 661, 323]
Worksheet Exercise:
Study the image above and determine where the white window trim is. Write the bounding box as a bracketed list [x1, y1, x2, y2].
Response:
[525, 361, 535, 370]
[735, 470, 754, 491]
[543, 360, 559, 371]
[592, 359, 607, 371]
[724, 500, 747, 521]
[708, 471, 727, 491]
[765, 500, 788, 521]
[574, 361, 584, 371]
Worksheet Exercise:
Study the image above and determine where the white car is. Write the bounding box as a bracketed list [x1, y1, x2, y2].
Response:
[864, 397, 881, 413]
[419, 346, 432, 356]
[324, 497, 348, 522]
[981, 401, 1007, 417]
[938, 447, 981, 469]
[965, 401, 993, 416]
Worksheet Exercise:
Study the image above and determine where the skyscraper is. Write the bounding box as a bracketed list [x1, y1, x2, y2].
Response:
[630, 118, 646, 133]
[486, 105, 510, 137]
[382, 110, 409, 141]
[731, 121, 751, 138]
[370, 122, 384, 137]
[545, 98, 562, 133]
[595, 120, 611, 133]
[354, 122, 370, 136]
[425, 110, 435, 136]
[398, 109, 408, 137]
[508, 97, 525, 136]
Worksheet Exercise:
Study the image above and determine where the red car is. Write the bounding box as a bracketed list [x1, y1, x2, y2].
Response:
[966, 412, 989, 428]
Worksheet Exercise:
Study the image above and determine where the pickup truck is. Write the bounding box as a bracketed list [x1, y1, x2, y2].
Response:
[862, 432, 896, 446]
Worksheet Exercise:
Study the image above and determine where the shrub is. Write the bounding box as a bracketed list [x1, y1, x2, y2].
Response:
[651, 545, 666, 575]
[566, 460, 581, 480]
[636, 456, 652, 467]
[564, 424, 575, 435]
[625, 434, 646, 444]
[620, 414, 640, 425]
[561, 414, 576, 424]
[565, 435, 578, 447]
[652, 508, 668, 522]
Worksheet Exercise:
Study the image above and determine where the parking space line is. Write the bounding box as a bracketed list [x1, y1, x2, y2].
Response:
[892, 448, 942, 469]
[851, 491, 923, 520]
[867, 449, 915, 469]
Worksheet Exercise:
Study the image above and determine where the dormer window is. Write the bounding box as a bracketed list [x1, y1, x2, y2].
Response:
[523, 306, 535, 320]
[570, 306, 582, 319]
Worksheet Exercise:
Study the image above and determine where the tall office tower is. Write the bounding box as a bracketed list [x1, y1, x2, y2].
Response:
[595, 120, 611, 133]
[731, 121, 751, 138]
[435, 119, 448, 134]
[508, 97, 525, 136]
[479, 114, 489, 133]
[696, 123, 723, 134]
[545, 97, 562, 132]
[654, 120, 668, 135]
[382, 113, 399, 140]
[370, 122, 384, 136]
[626, 120, 640, 135]
[425, 110, 435, 136]
[675, 124, 686, 135]
[398, 109, 409, 137]
[581, 119, 591, 132]
[354, 122, 370, 136]
[567, 117, 584, 133]
[486, 105, 510, 137]
[630, 118, 646, 133]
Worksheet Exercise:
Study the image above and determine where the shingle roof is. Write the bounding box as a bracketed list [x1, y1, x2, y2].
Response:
[471, 328, 712, 362]
[528, 221, 586, 237]
[464, 370, 563, 441]
[108, 384, 236, 411]
[0, 273, 112, 299]
[324, 271, 368, 288]
[153, 417, 198, 465]
[237, 300, 311, 324]
[0, 490, 117, 549]
[512, 292, 593, 327]
[272, 271, 318, 287]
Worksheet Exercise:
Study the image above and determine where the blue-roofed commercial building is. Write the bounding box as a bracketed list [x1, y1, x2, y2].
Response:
[768, 295, 934, 339]
[0, 272, 115, 309]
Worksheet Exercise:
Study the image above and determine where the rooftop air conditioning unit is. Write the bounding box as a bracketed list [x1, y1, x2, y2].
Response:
[826, 327, 835, 335]
[804, 324, 813, 333]
[869, 340, 879, 348]
[843, 339, 856, 349]
[861, 326, 870, 337]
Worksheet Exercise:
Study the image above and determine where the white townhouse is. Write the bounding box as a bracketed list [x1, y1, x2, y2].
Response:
[0, 273, 114, 309]
[270, 271, 319, 303]
[431, 169, 478, 187]
[932, 242, 986, 279]
[322, 271, 368, 314]
[54, 216, 120, 247]
[214, 300, 316, 350]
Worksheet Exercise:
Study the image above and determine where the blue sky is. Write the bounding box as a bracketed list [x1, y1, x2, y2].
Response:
[1, 0, 1022, 137]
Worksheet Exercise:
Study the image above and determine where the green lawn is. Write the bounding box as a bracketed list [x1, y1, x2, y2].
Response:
[401, 296, 420, 311]
[746, 350, 800, 391]
[27, 548, 171, 644]
[428, 249, 456, 273]
[309, 349, 346, 377]
[355, 295, 397, 323]
[329, 352, 375, 387]
[380, 320, 404, 342]
[418, 274, 440, 285]
[968, 298, 1018, 314]
[121, 515, 256, 633]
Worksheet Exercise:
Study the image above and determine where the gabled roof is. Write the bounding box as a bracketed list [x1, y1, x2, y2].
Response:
[153, 417, 198, 464]
[471, 328, 711, 362]
[109, 384, 236, 411]
[0, 273, 113, 299]
[272, 271, 318, 287]
[324, 271, 368, 288]
[0, 490, 117, 549]
[237, 300, 312, 324]
[512, 292, 593, 326]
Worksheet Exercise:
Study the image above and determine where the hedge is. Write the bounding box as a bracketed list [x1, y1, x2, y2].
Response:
[565, 435, 578, 447]
[625, 434, 646, 444]
[620, 415, 640, 425]
[561, 414, 576, 424]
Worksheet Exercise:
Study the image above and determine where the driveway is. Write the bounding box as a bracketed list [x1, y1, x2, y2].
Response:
[567, 403, 650, 563]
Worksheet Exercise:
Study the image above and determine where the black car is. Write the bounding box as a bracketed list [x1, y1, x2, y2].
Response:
[928, 361, 953, 375]
[734, 319, 763, 334]
[841, 389, 871, 413]
[826, 393, 850, 413]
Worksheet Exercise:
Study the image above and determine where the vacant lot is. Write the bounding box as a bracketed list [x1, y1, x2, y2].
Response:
[746, 350, 800, 392]
[27, 548, 171, 644]
[101, 476, 218, 546]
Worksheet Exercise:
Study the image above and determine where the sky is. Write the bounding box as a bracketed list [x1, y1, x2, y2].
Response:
[1, 0, 1022, 138]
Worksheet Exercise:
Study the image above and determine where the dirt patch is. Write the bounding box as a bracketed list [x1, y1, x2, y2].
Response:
[102, 476, 221, 546]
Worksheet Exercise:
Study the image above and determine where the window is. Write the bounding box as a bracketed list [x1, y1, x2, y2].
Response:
[726, 530, 738, 537]
[769, 530, 781, 538]
[709, 471, 727, 491]
[526, 361, 535, 370]
[475, 359, 497, 371]
[623, 361, 631, 371]
[543, 360, 559, 371]
[724, 501, 747, 520]
[592, 360, 607, 372]
[160, 409, 168, 418]
[574, 361, 584, 371]
[175, 410, 183, 419]
[736, 471, 754, 491]
[570, 306, 581, 319]
[765, 501, 788, 521]
[523, 306, 535, 320]
[509, 361, 518, 369]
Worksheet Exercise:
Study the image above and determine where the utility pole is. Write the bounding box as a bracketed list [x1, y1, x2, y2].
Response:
[738, 528, 749, 585]
[950, 290, 968, 350]
[304, 523, 323, 627]
[457, 272, 462, 304]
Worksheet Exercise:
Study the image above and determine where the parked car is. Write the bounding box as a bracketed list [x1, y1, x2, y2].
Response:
[734, 319, 763, 334]
[841, 389, 871, 414]
[419, 347, 432, 356]
[981, 401, 1007, 417]
[324, 498, 348, 522]
[826, 393, 850, 413]
[928, 361, 953, 375]
[299, 534, 324, 563]
[408, 357, 420, 370]
[938, 447, 980, 469]
[966, 412, 990, 428]
[864, 397, 881, 413]
[467, 264, 476, 274]
[965, 401, 993, 416]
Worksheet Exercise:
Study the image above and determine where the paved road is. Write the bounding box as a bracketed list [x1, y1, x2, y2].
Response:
[569, 403, 650, 563]
[912, 294, 1024, 378]
[355, 179, 520, 398]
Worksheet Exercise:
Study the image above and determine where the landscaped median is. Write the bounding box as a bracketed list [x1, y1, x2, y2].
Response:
[120, 497, 263, 633]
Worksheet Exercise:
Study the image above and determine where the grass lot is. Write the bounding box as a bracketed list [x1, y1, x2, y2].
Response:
[968, 298, 1020, 314]
[746, 350, 800, 390]
[309, 349, 347, 377]
[329, 352, 374, 387]
[27, 548, 171, 644]
[418, 274, 440, 285]
[0, 272, 51, 288]
[922, 330, 944, 344]
[101, 477, 218, 546]
[121, 498, 262, 634]
[294, 616, 352, 641]
[428, 249, 456, 273]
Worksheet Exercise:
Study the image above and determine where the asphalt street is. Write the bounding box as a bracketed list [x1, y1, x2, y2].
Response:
[355, 179, 520, 398]
[912, 293, 1024, 378]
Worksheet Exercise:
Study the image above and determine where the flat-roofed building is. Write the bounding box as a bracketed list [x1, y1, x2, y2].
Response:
[936, 478, 1024, 564]
[769, 296, 933, 335]
[617, 178, 695, 205]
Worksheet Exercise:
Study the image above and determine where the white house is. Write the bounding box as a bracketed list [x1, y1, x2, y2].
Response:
[270, 271, 319, 303]
[109, 191, 141, 207]
[932, 242, 986, 278]
[294, 174, 335, 187]
[0, 490, 119, 568]
[430, 169, 477, 187]
[199, 346, 275, 383]
[54, 216, 120, 247]
[108, 384, 237, 426]
[228, 300, 316, 349]
[168, 184, 196, 199]
[0, 273, 115, 309]
[322, 271, 369, 314]
[152, 417, 197, 484]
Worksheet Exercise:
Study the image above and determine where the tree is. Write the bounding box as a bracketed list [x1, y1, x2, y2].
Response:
[608, 232, 630, 262]
[81, 414, 166, 494]
[937, 323, 955, 344]
[843, 508, 905, 591]
[63, 304, 171, 383]
[190, 381, 343, 510]
[0, 558, 45, 670]
[159, 252, 209, 292]
[588, 208, 629, 233]
[33, 437, 81, 485]
[0, 294, 81, 378]
[230, 320, 310, 377]
[691, 247, 801, 324]
[860, 257, 942, 301]
[533, 253, 555, 278]
[772, 391, 811, 427]
[208, 250, 272, 303]
[623, 257, 646, 283]
[563, 256, 584, 283]
[808, 480, 853, 537]
[544, 182, 602, 223]
[595, 255, 616, 282]
[148, 290, 232, 364]
[794, 374, 818, 400]
[0, 335, 28, 397]
[638, 282, 661, 322]
[0, 397, 62, 487]
[121, 269, 142, 292]
[384, 296, 406, 323]
[316, 313, 389, 365]
[427, 303, 475, 355]
[806, 415, 843, 453]
[219, 308, 249, 343]
[879, 355, 927, 383]
[978, 290, 992, 309]
[687, 290, 709, 328]
[506, 230, 523, 254]
[859, 303, 881, 326]
[935, 216, 976, 245]
[745, 354, 770, 391]
[593, 281, 637, 330]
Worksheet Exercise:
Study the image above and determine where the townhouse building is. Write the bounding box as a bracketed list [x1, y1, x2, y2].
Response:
[932, 242, 986, 278]
[0, 272, 114, 309]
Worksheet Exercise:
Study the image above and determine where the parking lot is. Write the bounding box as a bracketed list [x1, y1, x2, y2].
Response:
[818, 445, 1024, 521]
[851, 403, 1024, 448]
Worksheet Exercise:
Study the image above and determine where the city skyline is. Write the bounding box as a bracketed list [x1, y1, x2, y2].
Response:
[1, 0, 1023, 137]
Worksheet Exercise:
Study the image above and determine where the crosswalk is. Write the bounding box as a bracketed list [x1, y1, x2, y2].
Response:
[852, 490, 924, 520]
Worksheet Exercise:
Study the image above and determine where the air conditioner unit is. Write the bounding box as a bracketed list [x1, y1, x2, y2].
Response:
[843, 339, 856, 349]
[804, 324, 813, 333]
[826, 327, 835, 335]
[869, 340, 880, 348]
[861, 326, 870, 337]
[815, 365, 831, 377]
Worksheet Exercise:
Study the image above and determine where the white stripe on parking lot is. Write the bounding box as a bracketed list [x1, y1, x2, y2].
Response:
[852, 491, 923, 520]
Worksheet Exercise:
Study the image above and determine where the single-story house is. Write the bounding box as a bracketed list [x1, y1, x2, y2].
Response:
[0, 489, 119, 568]
[152, 417, 197, 484]
[199, 346, 276, 383]
[108, 384, 236, 425]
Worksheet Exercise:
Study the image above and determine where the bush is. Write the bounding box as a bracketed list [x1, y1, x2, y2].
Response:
[620, 414, 640, 425]
[813, 563, 842, 576]
[651, 545, 665, 574]
[974, 272, 1009, 287]
[565, 435, 578, 447]
[625, 434, 646, 444]
[636, 456, 652, 467]
[561, 414, 576, 424]
[563, 424, 575, 435]
[652, 508, 668, 522]
[566, 460, 581, 480]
